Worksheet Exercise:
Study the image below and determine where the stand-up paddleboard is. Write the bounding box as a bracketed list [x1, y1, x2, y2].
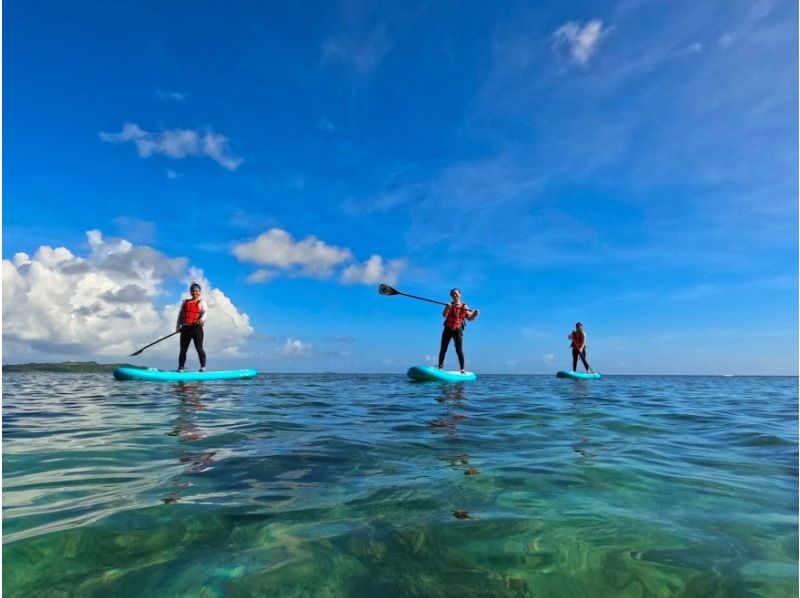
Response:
[407, 365, 476, 382]
[113, 367, 257, 382]
[556, 370, 601, 380]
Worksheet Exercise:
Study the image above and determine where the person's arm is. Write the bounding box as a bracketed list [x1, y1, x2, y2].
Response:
[197, 300, 208, 325]
[465, 305, 479, 320]
[176, 300, 185, 332]
[442, 304, 451, 318]
[575, 333, 586, 351]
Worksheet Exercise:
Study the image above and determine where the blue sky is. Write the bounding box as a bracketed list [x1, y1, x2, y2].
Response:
[4, 0, 797, 374]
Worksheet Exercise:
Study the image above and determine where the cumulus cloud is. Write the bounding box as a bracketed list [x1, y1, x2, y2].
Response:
[276, 337, 313, 357]
[340, 255, 405, 285]
[3, 231, 253, 362]
[99, 123, 243, 170]
[553, 19, 605, 66]
[233, 227, 406, 286]
[232, 228, 353, 278]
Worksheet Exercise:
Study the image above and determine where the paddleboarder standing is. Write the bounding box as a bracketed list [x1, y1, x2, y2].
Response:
[438, 289, 479, 373]
[568, 322, 590, 372]
[176, 282, 207, 372]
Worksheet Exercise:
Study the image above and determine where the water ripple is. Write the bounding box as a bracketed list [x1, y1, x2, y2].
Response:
[3, 373, 797, 596]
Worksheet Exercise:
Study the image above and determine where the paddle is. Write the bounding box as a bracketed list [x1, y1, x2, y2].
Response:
[130, 331, 180, 356]
[577, 349, 594, 374]
[378, 283, 448, 307]
[130, 314, 204, 357]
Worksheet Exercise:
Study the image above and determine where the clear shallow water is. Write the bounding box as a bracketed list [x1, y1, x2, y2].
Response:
[3, 373, 797, 597]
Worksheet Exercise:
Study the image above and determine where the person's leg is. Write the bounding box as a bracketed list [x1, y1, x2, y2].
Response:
[179, 328, 191, 369]
[192, 326, 207, 368]
[572, 348, 579, 371]
[438, 328, 452, 368]
[453, 331, 465, 371]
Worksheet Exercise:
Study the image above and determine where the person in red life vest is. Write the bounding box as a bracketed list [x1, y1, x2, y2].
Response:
[176, 282, 208, 372]
[438, 288, 479, 373]
[568, 322, 590, 372]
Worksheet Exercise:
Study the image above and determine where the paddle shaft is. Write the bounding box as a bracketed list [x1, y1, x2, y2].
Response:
[130, 314, 204, 356]
[130, 331, 179, 356]
[379, 283, 479, 312]
[573, 345, 593, 373]
[394, 290, 448, 307]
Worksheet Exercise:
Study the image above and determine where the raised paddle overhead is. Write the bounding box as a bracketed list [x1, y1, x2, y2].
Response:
[378, 284, 449, 306]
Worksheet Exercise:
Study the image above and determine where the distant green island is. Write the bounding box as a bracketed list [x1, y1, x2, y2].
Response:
[3, 361, 143, 373]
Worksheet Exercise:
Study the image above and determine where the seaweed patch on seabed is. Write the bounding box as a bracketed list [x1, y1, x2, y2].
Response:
[326, 522, 531, 596]
[452, 510, 474, 520]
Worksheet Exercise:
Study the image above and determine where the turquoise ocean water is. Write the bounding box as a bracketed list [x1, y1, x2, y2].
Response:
[3, 373, 798, 596]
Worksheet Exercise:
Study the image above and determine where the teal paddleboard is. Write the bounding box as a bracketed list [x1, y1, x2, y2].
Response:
[557, 370, 601, 380]
[113, 367, 257, 382]
[407, 366, 477, 382]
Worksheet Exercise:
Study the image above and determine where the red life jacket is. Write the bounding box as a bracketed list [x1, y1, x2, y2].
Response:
[180, 299, 203, 326]
[444, 303, 468, 331]
[570, 330, 586, 348]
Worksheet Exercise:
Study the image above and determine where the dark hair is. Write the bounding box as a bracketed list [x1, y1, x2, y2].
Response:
[450, 288, 460, 295]
[576, 322, 583, 327]
[190, 283, 202, 291]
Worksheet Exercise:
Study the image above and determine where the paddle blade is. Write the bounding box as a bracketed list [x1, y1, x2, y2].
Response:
[378, 283, 398, 296]
[129, 349, 144, 357]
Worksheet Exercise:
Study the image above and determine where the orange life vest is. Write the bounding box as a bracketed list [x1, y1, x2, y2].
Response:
[180, 299, 203, 326]
[444, 303, 468, 331]
[570, 330, 586, 348]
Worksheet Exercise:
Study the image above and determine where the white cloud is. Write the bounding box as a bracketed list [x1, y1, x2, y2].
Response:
[154, 89, 187, 101]
[232, 228, 353, 278]
[276, 337, 312, 357]
[2, 231, 253, 362]
[673, 42, 704, 58]
[233, 227, 406, 286]
[718, 33, 734, 49]
[340, 255, 405, 285]
[316, 117, 335, 133]
[113, 216, 156, 244]
[246, 269, 278, 284]
[553, 19, 605, 65]
[99, 123, 243, 170]
[542, 353, 555, 366]
[321, 24, 392, 74]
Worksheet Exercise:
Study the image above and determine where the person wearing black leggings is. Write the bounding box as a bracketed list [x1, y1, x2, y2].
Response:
[176, 282, 208, 371]
[568, 322, 590, 372]
[438, 288, 479, 373]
